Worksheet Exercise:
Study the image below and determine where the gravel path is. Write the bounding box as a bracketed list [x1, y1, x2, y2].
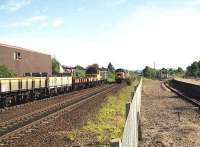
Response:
[139, 80, 200, 147]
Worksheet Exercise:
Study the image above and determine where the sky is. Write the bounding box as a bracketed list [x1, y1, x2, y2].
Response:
[0, 0, 200, 70]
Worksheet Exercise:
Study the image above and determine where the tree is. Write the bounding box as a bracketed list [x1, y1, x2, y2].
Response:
[74, 65, 85, 77]
[186, 66, 192, 76]
[186, 60, 200, 77]
[52, 57, 60, 75]
[190, 61, 199, 77]
[142, 66, 158, 79]
[177, 67, 184, 74]
[75, 65, 84, 70]
[108, 62, 115, 71]
[168, 68, 174, 75]
[0, 65, 16, 78]
[87, 64, 99, 69]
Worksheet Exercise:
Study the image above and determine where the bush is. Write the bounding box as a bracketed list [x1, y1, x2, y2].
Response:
[126, 78, 132, 85]
[107, 70, 115, 83]
[0, 65, 16, 78]
[52, 57, 60, 75]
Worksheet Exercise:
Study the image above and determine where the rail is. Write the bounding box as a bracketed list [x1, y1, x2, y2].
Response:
[0, 84, 121, 145]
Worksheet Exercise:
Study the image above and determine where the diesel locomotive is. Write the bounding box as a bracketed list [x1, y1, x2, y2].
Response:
[115, 68, 129, 83]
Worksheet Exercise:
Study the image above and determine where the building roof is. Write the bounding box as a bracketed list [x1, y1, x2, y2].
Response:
[0, 43, 51, 56]
[160, 68, 168, 71]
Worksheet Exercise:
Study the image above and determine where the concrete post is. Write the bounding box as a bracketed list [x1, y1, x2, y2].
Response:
[131, 91, 135, 100]
[126, 102, 131, 119]
[137, 112, 142, 141]
[110, 138, 122, 147]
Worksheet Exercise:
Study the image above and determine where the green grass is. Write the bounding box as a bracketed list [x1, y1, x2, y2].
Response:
[107, 70, 115, 83]
[67, 80, 139, 145]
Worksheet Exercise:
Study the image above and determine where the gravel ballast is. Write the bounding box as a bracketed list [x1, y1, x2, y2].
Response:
[139, 80, 200, 147]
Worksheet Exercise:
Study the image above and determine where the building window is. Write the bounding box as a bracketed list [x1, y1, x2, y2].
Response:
[14, 52, 22, 60]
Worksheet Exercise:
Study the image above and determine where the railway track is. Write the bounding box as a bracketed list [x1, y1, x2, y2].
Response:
[163, 81, 200, 108]
[0, 84, 109, 113]
[0, 84, 122, 145]
[0, 85, 110, 123]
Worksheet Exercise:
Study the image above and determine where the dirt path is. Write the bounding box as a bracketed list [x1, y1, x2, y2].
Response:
[139, 80, 200, 147]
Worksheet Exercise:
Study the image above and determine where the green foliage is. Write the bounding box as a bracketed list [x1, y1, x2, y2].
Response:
[186, 61, 200, 77]
[177, 67, 184, 74]
[74, 69, 85, 77]
[75, 65, 84, 70]
[107, 70, 115, 82]
[142, 66, 158, 79]
[73, 65, 85, 77]
[168, 67, 184, 78]
[52, 57, 60, 75]
[128, 70, 139, 80]
[66, 80, 139, 144]
[0, 65, 16, 78]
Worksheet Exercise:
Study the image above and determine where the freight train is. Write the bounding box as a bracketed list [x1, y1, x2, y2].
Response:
[0, 67, 108, 108]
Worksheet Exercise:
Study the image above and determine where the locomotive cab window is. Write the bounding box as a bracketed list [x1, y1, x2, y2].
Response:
[14, 52, 22, 60]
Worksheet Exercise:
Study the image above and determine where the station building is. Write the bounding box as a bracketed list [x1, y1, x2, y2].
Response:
[0, 43, 52, 76]
[158, 68, 168, 79]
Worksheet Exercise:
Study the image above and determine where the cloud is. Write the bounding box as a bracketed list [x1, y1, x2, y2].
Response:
[4, 15, 48, 28]
[1, 1, 200, 70]
[0, 0, 32, 12]
[1, 16, 64, 28]
[106, 5, 200, 69]
[52, 18, 64, 27]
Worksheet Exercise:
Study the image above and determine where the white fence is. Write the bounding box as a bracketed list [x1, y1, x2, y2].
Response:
[121, 78, 143, 147]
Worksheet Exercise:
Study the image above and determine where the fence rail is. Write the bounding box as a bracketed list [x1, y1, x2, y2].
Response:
[110, 78, 143, 147]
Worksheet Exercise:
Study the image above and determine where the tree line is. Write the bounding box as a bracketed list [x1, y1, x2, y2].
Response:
[0, 65, 16, 78]
[142, 66, 184, 79]
[186, 60, 200, 77]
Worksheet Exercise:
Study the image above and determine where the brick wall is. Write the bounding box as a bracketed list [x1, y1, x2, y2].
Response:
[0, 44, 52, 76]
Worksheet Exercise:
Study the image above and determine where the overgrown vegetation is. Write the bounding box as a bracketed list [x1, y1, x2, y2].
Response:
[73, 65, 85, 77]
[52, 57, 60, 75]
[168, 67, 184, 78]
[107, 62, 115, 82]
[0, 65, 16, 78]
[67, 80, 139, 145]
[186, 60, 200, 77]
[107, 70, 115, 82]
[142, 66, 184, 79]
[142, 66, 158, 79]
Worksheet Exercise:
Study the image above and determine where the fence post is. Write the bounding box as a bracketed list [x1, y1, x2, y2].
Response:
[110, 138, 122, 147]
[131, 91, 134, 100]
[125, 102, 131, 119]
[137, 112, 142, 141]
